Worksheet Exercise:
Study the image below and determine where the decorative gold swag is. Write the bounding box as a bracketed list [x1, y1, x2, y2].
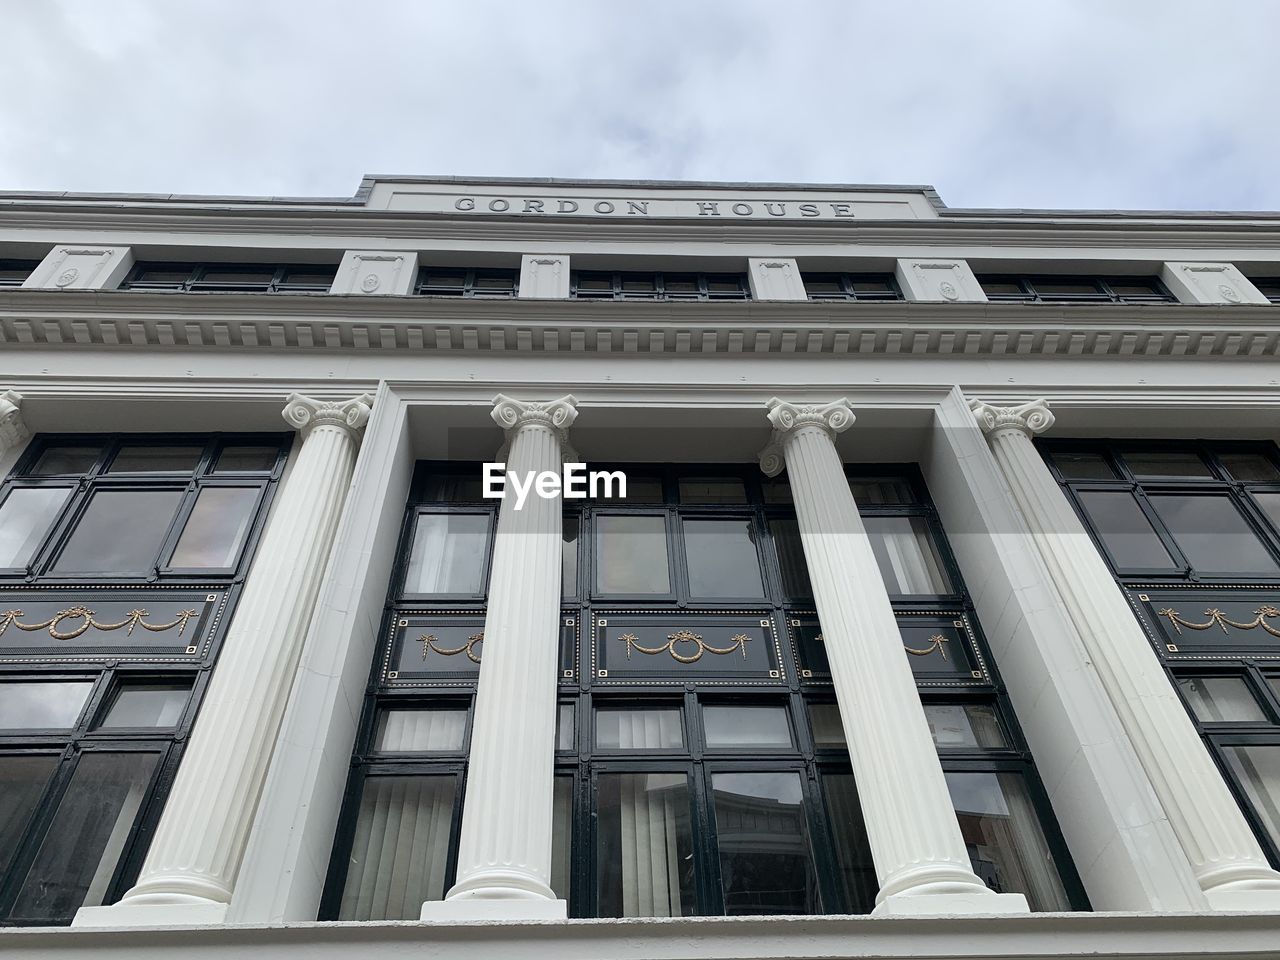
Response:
[0, 605, 199, 641]
[419, 633, 484, 663]
[1157, 605, 1280, 639]
[619, 630, 752, 664]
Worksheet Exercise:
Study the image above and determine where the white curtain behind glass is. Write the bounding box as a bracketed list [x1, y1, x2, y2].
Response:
[864, 517, 951, 594]
[339, 777, 455, 920]
[617, 772, 685, 917]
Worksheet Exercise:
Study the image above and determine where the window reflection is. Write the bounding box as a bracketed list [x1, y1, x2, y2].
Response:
[1148, 494, 1278, 574]
[596, 772, 695, 917]
[1076, 490, 1175, 570]
[404, 513, 489, 595]
[0, 681, 93, 729]
[682, 518, 764, 598]
[0, 487, 70, 568]
[96, 683, 190, 729]
[595, 515, 670, 594]
[52, 489, 184, 574]
[168, 487, 258, 568]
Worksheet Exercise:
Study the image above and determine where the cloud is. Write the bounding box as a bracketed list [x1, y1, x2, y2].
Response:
[1, 0, 1276, 210]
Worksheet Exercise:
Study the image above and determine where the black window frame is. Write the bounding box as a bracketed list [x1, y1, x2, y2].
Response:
[976, 275, 1175, 303]
[800, 273, 903, 302]
[0, 431, 289, 925]
[0, 259, 41, 287]
[1248, 277, 1280, 304]
[413, 266, 520, 298]
[569, 271, 750, 301]
[120, 262, 338, 294]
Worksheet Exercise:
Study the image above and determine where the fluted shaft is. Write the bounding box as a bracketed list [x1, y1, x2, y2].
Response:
[117, 393, 373, 907]
[760, 398, 1027, 915]
[970, 397, 1280, 911]
[432, 395, 576, 917]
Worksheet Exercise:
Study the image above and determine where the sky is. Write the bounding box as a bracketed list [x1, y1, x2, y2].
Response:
[2, 0, 1278, 211]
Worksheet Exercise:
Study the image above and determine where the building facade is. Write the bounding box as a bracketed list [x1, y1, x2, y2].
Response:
[2, 176, 1280, 958]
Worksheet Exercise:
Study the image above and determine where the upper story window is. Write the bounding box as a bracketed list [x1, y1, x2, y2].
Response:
[0, 259, 40, 287]
[570, 271, 750, 301]
[0, 435, 288, 582]
[801, 273, 902, 301]
[977, 276, 1175, 303]
[1250, 278, 1280, 304]
[414, 267, 519, 298]
[0, 432, 288, 925]
[120, 263, 337, 293]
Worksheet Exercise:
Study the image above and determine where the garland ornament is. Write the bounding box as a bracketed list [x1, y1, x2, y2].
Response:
[0, 606, 199, 641]
[1157, 606, 1280, 639]
[619, 630, 751, 664]
[420, 632, 484, 663]
[815, 631, 950, 660]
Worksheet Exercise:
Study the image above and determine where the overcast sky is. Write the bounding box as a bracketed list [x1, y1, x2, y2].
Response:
[3, 0, 1277, 211]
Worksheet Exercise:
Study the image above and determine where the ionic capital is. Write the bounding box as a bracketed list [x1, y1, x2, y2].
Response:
[758, 397, 855, 477]
[0, 390, 29, 451]
[491, 394, 578, 447]
[281, 393, 374, 439]
[967, 397, 1055, 438]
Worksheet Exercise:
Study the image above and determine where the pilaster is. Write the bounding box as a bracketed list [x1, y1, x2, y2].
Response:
[1160, 263, 1269, 305]
[422, 395, 577, 921]
[518, 255, 570, 298]
[894, 259, 987, 302]
[330, 251, 418, 296]
[969, 397, 1280, 911]
[74, 392, 374, 928]
[747, 258, 807, 300]
[23, 245, 134, 290]
[760, 398, 1027, 917]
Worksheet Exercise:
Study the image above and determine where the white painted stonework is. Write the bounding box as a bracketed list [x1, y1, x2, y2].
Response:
[518, 255, 570, 299]
[1160, 262, 1270, 305]
[23, 245, 134, 290]
[0, 389, 28, 450]
[894, 258, 987, 302]
[747, 258, 807, 300]
[330, 251, 418, 296]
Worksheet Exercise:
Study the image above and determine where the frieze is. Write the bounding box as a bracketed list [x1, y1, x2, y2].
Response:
[788, 611, 988, 684]
[1128, 587, 1280, 659]
[592, 611, 783, 684]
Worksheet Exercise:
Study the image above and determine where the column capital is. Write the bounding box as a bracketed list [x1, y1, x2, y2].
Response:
[282, 393, 374, 438]
[491, 394, 578, 440]
[758, 397, 854, 477]
[967, 397, 1055, 438]
[0, 389, 30, 451]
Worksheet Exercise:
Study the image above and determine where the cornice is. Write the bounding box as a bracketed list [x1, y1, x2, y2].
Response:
[0, 291, 1277, 360]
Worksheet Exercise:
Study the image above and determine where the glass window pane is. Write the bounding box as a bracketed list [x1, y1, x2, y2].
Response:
[31, 446, 99, 475]
[557, 703, 575, 752]
[1076, 490, 1175, 569]
[1220, 746, 1280, 857]
[595, 706, 683, 749]
[980, 280, 1026, 297]
[848, 478, 914, 505]
[0, 755, 59, 879]
[0, 681, 93, 729]
[612, 478, 664, 503]
[52, 489, 184, 573]
[1107, 280, 1164, 298]
[1149, 494, 1278, 574]
[863, 516, 954, 594]
[421, 474, 484, 502]
[0, 487, 70, 567]
[944, 771, 1072, 912]
[1122, 451, 1213, 479]
[12, 751, 160, 921]
[683, 518, 765, 598]
[1176, 677, 1267, 723]
[596, 772, 695, 917]
[96, 682, 190, 728]
[711, 771, 819, 916]
[678, 478, 747, 503]
[404, 513, 489, 595]
[108, 445, 203, 473]
[1254, 492, 1280, 533]
[1220, 453, 1280, 482]
[595, 515, 670, 594]
[1052, 452, 1116, 480]
[196, 267, 275, 285]
[338, 775, 457, 920]
[703, 704, 792, 748]
[214, 445, 279, 472]
[819, 773, 876, 913]
[551, 775, 572, 901]
[168, 486, 259, 568]
[924, 703, 1008, 749]
[1269, 676, 1280, 702]
[1033, 280, 1102, 297]
[761, 476, 793, 503]
[770, 516, 812, 598]
[561, 515, 578, 598]
[807, 702, 846, 747]
[373, 709, 467, 752]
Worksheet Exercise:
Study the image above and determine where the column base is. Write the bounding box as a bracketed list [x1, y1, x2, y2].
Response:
[72, 900, 228, 928]
[1204, 885, 1280, 912]
[420, 897, 568, 922]
[872, 891, 1029, 917]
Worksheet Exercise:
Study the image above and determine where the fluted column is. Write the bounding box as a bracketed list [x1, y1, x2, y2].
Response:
[0, 389, 30, 453]
[759, 398, 1028, 916]
[74, 393, 373, 927]
[969, 397, 1280, 911]
[423, 395, 577, 921]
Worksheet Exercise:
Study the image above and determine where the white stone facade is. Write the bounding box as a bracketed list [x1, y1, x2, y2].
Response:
[1, 176, 1280, 958]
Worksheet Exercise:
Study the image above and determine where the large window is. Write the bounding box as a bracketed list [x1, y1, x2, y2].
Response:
[1044, 440, 1280, 866]
[328, 463, 1084, 919]
[0, 433, 288, 925]
[570, 271, 750, 301]
[414, 267, 519, 298]
[0, 259, 40, 287]
[800, 273, 902, 301]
